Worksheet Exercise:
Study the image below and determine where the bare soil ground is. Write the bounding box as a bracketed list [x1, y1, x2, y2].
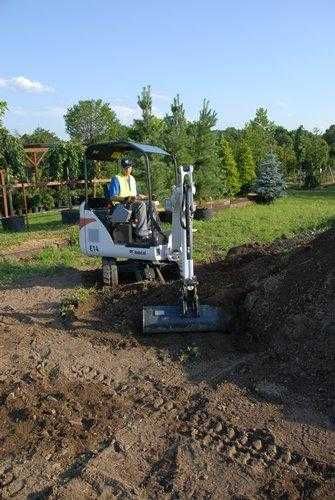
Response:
[0, 230, 334, 499]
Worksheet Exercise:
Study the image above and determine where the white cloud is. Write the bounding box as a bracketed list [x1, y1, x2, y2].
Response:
[112, 104, 141, 125]
[10, 105, 65, 117]
[0, 75, 54, 93]
[152, 90, 170, 102]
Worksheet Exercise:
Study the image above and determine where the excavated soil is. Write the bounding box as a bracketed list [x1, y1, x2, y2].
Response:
[0, 229, 334, 498]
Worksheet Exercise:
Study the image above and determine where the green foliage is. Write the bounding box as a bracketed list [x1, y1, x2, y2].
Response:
[274, 144, 297, 176]
[40, 189, 55, 210]
[0, 127, 26, 180]
[323, 124, 335, 166]
[191, 99, 221, 200]
[236, 141, 256, 193]
[0, 101, 8, 125]
[293, 129, 329, 188]
[243, 107, 274, 167]
[55, 186, 72, 207]
[254, 153, 285, 202]
[46, 141, 84, 181]
[164, 95, 191, 164]
[60, 287, 94, 320]
[30, 190, 42, 210]
[5, 87, 334, 205]
[219, 138, 240, 196]
[191, 99, 217, 169]
[132, 86, 166, 145]
[64, 99, 122, 145]
[21, 127, 60, 146]
[130, 86, 169, 200]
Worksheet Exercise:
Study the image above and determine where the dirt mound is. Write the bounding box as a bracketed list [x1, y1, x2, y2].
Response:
[93, 229, 335, 416]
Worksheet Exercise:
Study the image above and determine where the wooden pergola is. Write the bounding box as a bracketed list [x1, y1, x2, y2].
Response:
[24, 144, 49, 172]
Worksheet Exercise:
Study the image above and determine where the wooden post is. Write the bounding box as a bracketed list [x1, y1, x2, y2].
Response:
[0, 170, 9, 218]
[21, 182, 28, 214]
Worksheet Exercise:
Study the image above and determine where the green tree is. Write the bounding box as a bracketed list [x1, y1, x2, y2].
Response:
[293, 125, 306, 166]
[190, 99, 222, 200]
[0, 127, 27, 215]
[21, 127, 60, 146]
[64, 99, 122, 145]
[272, 125, 297, 176]
[131, 85, 165, 144]
[219, 137, 240, 196]
[300, 133, 329, 188]
[254, 153, 285, 202]
[236, 141, 256, 193]
[323, 124, 335, 167]
[273, 125, 292, 147]
[243, 107, 274, 167]
[131, 86, 169, 200]
[275, 144, 297, 177]
[0, 101, 8, 126]
[47, 141, 84, 181]
[163, 94, 191, 164]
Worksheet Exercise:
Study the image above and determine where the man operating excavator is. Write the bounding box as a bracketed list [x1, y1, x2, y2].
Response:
[106, 158, 152, 241]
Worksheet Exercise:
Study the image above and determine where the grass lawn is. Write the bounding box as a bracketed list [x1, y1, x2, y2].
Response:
[0, 210, 77, 250]
[194, 187, 335, 260]
[0, 186, 334, 286]
[0, 244, 100, 287]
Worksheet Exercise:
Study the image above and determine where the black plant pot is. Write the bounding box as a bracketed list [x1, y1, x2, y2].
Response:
[158, 210, 172, 223]
[1, 215, 26, 232]
[61, 208, 80, 225]
[194, 207, 214, 220]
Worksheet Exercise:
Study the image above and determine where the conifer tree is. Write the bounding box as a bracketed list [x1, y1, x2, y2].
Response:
[254, 152, 285, 202]
[164, 95, 191, 165]
[190, 99, 222, 200]
[219, 137, 240, 196]
[236, 141, 256, 193]
[131, 86, 168, 200]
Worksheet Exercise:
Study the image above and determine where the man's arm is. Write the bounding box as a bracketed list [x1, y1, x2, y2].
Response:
[107, 176, 120, 198]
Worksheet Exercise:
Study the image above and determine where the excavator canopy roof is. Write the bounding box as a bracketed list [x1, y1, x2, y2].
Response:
[86, 141, 170, 161]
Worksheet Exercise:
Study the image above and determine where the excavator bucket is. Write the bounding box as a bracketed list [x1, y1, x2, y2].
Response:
[142, 304, 230, 334]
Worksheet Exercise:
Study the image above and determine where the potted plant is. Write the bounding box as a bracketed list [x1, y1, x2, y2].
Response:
[0, 128, 27, 231]
[193, 196, 214, 220]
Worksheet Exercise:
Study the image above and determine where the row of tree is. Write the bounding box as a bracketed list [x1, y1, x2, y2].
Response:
[1, 88, 335, 204]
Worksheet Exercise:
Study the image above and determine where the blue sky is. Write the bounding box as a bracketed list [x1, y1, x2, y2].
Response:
[1, 0, 334, 137]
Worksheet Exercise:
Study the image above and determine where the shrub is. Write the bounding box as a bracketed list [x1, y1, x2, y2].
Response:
[254, 153, 285, 202]
[40, 190, 55, 211]
[237, 141, 256, 194]
[30, 190, 42, 211]
[219, 138, 240, 197]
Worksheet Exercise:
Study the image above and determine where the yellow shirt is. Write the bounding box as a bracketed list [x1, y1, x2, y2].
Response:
[115, 174, 137, 199]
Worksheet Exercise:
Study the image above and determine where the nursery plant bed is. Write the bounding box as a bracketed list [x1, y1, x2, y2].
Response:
[61, 208, 80, 225]
[1, 215, 26, 232]
[194, 207, 214, 220]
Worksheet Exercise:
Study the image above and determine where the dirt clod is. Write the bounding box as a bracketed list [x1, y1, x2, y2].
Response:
[252, 439, 263, 451]
[226, 427, 235, 439]
[215, 422, 222, 433]
[227, 445, 237, 458]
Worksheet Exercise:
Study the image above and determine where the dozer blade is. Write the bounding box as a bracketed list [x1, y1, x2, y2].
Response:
[142, 305, 230, 334]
